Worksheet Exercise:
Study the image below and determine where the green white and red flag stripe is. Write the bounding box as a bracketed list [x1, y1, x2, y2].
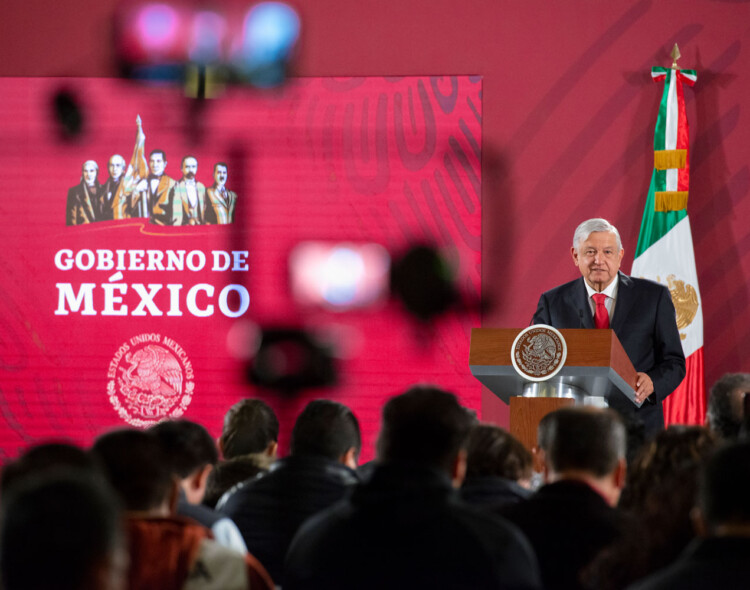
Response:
[631, 65, 705, 425]
[649, 66, 696, 211]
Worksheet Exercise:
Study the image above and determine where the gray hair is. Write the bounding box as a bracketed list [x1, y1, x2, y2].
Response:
[81, 160, 98, 173]
[80, 160, 99, 184]
[109, 154, 125, 167]
[573, 218, 622, 251]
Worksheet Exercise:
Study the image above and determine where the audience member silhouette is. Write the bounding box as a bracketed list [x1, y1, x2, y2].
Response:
[150, 419, 248, 553]
[706, 372, 750, 440]
[0, 465, 126, 590]
[584, 425, 717, 590]
[205, 399, 279, 508]
[500, 407, 627, 590]
[284, 385, 542, 590]
[219, 400, 360, 585]
[92, 428, 274, 590]
[460, 423, 533, 508]
[0, 442, 101, 495]
[627, 439, 750, 589]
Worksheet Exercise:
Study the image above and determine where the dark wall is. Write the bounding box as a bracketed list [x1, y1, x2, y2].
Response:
[3, 0, 749, 425]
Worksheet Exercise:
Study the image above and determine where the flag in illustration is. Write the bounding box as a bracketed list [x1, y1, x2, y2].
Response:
[114, 115, 149, 219]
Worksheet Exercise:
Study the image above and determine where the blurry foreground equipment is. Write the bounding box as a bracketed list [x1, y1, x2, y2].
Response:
[114, 1, 301, 94]
[390, 244, 459, 322]
[247, 327, 336, 394]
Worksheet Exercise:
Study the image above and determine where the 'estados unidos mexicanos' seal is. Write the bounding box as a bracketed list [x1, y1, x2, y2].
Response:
[107, 333, 194, 426]
[511, 325, 567, 382]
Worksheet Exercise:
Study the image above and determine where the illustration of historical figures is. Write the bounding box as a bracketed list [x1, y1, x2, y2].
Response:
[66, 160, 100, 226]
[119, 149, 176, 224]
[97, 154, 125, 221]
[67, 116, 234, 228]
[206, 162, 237, 224]
[170, 155, 209, 225]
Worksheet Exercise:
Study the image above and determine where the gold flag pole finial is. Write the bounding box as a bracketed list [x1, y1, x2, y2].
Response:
[670, 44, 681, 70]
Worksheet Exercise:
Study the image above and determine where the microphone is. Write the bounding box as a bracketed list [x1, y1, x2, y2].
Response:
[578, 309, 585, 328]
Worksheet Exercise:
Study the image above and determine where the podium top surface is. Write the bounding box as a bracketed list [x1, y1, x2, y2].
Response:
[470, 328, 624, 368]
[469, 328, 638, 406]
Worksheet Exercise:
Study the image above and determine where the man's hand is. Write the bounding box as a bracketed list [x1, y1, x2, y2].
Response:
[635, 372, 654, 404]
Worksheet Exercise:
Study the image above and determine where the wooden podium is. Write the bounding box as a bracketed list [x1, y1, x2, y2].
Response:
[469, 328, 638, 453]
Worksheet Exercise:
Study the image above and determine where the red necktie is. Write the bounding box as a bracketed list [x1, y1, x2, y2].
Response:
[592, 293, 609, 329]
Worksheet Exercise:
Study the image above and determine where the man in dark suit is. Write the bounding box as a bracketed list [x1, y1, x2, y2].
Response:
[501, 407, 627, 590]
[532, 218, 685, 438]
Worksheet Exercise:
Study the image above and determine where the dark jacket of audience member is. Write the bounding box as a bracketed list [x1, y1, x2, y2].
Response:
[0, 468, 125, 590]
[219, 400, 361, 585]
[626, 440, 750, 589]
[285, 386, 542, 590]
[584, 426, 718, 590]
[150, 419, 247, 553]
[460, 423, 533, 508]
[203, 455, 268, 509]
[92, 428, 274, 590]
[500, 407, 627, 590]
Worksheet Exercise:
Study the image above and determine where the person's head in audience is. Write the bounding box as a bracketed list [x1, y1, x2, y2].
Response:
[706, 372, 750, 440]
[377, 384, 475, 486]
[465, 423, 532, 487]
[149, 419, 219, 505]
[614, 425, 716, 578]
[620, 425, 717, 515]
[92, 428, 177, 515]
[584, 425, 718, 590]
[291, 399, 361, 469]
[538, 406, 626, 506]
[219, 399, 279, 462]
[0, 442, 100, 497]
[694, 439, 750, 537]
[0, 470, 126, 590]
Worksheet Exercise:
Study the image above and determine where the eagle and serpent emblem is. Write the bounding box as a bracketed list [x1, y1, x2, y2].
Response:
[512, 326, 566, 380]
[107, 336, 194, 426]
[118, 344, 184, 418]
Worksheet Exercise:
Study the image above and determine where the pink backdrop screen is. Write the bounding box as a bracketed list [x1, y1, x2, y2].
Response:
[0, 76, 482, 462]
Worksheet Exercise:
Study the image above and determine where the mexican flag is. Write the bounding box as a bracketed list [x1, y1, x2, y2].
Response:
[631, 64, 705, 425]
[114, 115, 149, 219]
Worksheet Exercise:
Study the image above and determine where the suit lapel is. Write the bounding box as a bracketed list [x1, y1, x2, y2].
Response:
[610, 271, 634, 333]
[576, 277, 594, 330]
[566, 278, 594, 328]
